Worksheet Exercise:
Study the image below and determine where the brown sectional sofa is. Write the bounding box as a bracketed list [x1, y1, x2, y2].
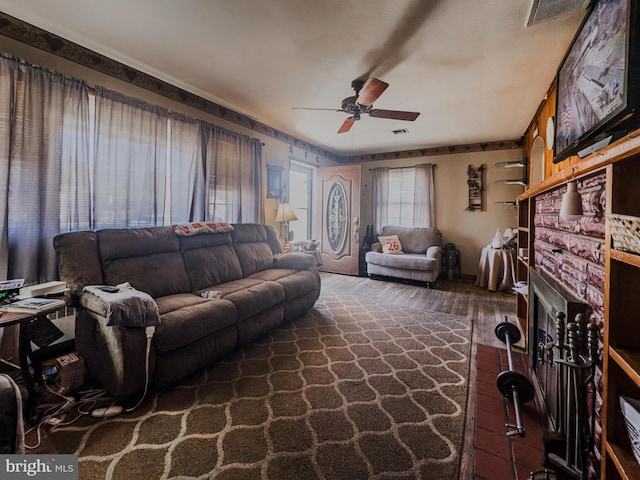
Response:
[54, 223, 321, 400]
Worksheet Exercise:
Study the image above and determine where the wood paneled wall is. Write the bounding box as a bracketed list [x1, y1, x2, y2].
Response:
[522, 80, 580, 192]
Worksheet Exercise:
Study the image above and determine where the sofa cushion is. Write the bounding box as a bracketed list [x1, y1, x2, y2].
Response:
[365, 251, 438, 271]
[97, 227, 191, 298]
[248, 269, 319, 300]
[199, 278, 286, 321]
[274, 252, 316, 270]
[154, 293, 237, 353]
[179, 233, 243, 289]
[380, 226, 442, 254]
[275, 270, 320, 300]
[231, 224, 276, 276]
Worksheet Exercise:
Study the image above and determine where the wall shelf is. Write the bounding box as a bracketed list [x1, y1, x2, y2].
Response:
[495, 161, 526, 168]
[496, 179, 527, 186]
[496, 159, 527, 206]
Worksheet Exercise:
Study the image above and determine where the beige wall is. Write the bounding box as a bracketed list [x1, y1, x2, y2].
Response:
[359, 148, 524, 276]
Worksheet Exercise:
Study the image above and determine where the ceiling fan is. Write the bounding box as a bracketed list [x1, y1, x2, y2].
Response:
[294, 77, 420, 134]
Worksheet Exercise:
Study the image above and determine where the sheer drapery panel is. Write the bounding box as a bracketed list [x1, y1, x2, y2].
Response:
[0, 54, 264, 282]
[203, 125, 263, 224]
[169, 114, 206, 223]
[92, 87, 168, 228]
[371, 164, 435, 234]
[372, 167, 390, 236]
[0, 54, 90, 283]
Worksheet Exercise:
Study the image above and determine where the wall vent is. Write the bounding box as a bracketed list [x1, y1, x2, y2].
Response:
[391, 128, 409, 135]
[527, 0, 591, 26]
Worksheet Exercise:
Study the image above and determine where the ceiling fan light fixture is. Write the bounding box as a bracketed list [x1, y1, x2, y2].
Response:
[298, 77, 421, 135]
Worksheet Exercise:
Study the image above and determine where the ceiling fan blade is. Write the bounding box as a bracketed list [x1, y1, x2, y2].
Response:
[337, 117, 356, 134]
[292, 107, 344, 112]
[369, 109, 420, 121]
[356, 78, 389, 106]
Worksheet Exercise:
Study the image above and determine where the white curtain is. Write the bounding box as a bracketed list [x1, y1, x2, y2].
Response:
[371, 164, 435, 235]
[372, 167, 390, 236]
[0, 54, 90, 283]
[415, 163, 436, 228]
[203, 125, 263, 223]
[92, 87, 168, 228]
[169, 114, 206, 222]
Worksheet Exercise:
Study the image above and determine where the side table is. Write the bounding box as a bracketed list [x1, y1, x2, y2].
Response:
[0, 298, 73, 418]
[476, 246, 517, 292]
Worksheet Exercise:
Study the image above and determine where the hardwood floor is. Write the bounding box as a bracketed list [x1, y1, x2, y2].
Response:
[320, 272, 519, 349]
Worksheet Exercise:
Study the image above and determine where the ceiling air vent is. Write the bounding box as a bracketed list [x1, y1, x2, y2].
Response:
[527, 0, 591, 26]
[392, 128, 409, 135]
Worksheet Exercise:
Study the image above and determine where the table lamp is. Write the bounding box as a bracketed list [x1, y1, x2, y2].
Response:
[275, 202, 298, 245]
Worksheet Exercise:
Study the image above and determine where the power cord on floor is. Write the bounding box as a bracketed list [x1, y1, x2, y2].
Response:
[26, 324, 157, 441]
[125, 325, 155, 413]
[24, 386, 109, 450]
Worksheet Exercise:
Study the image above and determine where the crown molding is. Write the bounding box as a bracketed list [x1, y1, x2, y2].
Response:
[339, 139, 523, 163]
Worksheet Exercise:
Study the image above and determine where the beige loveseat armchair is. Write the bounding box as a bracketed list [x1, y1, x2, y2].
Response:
[364, 225, 442, 287]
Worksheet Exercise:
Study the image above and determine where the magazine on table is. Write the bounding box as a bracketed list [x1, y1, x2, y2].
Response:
[1, 296, 66, 314]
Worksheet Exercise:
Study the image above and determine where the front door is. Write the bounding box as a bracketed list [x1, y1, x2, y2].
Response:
[317, 165, 361, 275]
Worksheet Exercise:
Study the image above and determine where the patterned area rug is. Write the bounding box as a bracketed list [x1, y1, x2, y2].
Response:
[43, 293, 472, 479]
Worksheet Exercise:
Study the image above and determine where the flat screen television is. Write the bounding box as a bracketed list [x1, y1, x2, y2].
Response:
[553, 0, 640, 163]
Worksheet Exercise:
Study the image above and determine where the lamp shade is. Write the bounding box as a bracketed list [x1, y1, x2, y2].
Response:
[275, 202, 298, 223]
[559, 180, 583, 221]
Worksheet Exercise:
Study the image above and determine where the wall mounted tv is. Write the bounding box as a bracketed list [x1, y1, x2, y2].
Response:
[553, 0, 640, 163]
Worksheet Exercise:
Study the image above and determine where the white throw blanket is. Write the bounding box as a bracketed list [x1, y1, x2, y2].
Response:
[82, 284, 161, 327]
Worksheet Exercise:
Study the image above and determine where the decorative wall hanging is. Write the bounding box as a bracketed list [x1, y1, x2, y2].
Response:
[267, 164, 283, 199]
[466, 164, 485, 211]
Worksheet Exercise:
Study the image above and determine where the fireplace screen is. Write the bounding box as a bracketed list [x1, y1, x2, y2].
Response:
[529, 268, 598, 477]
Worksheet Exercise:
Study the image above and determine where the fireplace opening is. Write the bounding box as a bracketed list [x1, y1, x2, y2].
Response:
[528, 268, 599, 478]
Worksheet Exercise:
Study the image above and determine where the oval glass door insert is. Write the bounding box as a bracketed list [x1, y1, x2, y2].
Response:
[327, 182, 347, 253]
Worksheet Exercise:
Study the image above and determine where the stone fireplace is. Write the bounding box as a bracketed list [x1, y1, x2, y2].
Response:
[529, 268, 587, 430]
[528, 171, 606, 478]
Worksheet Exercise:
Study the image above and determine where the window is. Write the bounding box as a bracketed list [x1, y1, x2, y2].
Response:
[288, 161, 315, 242]
[387, 168, 418, 227]
[372, 164, 435, 234]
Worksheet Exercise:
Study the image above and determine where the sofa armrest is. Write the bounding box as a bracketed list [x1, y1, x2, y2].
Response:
[274, 252, 315, 270]
[426, 245, 442, 260]
[75, 309, 150, 400]
[427, 245, 443, 279]
[80, 285, 161, 327]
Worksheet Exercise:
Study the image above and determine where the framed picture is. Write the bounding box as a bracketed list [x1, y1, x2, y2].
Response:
[267, 165, 283, 199]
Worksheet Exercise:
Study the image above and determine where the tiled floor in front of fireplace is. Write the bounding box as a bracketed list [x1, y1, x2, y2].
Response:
[474, 344, 550, 480]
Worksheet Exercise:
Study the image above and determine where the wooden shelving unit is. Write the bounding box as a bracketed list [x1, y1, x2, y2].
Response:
[515, 196, 531, 337]
[601, 154, 640, 479]
[515, 126, 640, 479]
